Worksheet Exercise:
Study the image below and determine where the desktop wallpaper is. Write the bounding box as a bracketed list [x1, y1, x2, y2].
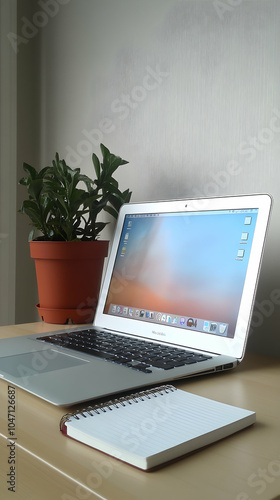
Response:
[104, 211, 258, 338]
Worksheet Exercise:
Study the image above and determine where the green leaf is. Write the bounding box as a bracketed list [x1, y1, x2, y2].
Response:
[28, 179, 44, 201]
[22, 162, 38, 179]
[38, 167, 51, 179]
[20, 200, 43, 229]
[107, 156, 129, 176]
[101, 181, 121, 196]
[19, 146, 132, 241]
[100, 143, 110, 163]
[69, 188, 87, 206]
[82, 193, 101, 208]
[19, 177, 30, 187]
[103, 205, 119, 219]
[94, 222, 108, 236]
[92, 153, 101, 180]
[28, 229, 35, 241]
[121, 188, 132, 203]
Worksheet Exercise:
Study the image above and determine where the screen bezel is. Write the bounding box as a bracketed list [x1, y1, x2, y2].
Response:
[94, 194, 272, 360]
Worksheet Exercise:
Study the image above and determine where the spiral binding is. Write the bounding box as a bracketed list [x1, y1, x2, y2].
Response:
[60, 384, 176, 431]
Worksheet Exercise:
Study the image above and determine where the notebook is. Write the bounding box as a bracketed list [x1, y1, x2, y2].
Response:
[0, 194, 272, 405]
[60, 384, 256, 471]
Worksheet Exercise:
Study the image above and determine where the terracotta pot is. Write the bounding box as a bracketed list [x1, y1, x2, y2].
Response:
[30, 240, 109, 324]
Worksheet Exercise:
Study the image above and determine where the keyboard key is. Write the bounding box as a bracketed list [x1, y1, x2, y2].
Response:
[191, 355, 212, 362]
[37, 330, 212, 371]
[149, 360, 175, 370]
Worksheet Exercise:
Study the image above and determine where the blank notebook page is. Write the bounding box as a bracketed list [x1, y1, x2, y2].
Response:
[64, 386, 255, 461]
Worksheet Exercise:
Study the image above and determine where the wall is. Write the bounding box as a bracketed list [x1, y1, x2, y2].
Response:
[15, 0, 280, 356]
[15, 0, 42, 324]
[0, 0, 17, 326]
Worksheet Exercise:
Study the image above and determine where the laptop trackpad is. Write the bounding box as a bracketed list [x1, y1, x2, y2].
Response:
[0, 350, 88, 378]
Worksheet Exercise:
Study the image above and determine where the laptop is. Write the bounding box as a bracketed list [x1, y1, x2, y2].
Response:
[0, 194, 272, 406]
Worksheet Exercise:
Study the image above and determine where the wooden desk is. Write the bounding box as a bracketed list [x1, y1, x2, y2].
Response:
[0, 323, 280, 500]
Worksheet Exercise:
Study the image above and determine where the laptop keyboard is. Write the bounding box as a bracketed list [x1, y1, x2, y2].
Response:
[38, 329, 212, 373]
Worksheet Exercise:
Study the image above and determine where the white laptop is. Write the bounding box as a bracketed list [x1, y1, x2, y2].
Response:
[0, 194, 272, 406]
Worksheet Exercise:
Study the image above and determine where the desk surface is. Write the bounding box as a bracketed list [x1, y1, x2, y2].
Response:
[0, 322, 280, 500]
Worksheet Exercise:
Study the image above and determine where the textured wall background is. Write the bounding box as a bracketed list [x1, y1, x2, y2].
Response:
[15, 0, 280, 356]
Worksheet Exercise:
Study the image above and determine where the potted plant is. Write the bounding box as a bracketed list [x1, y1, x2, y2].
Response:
[19, 143, 131, 324]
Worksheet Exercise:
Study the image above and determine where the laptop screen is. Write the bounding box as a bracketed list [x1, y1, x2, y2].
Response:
[103, 208, 259, 339]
